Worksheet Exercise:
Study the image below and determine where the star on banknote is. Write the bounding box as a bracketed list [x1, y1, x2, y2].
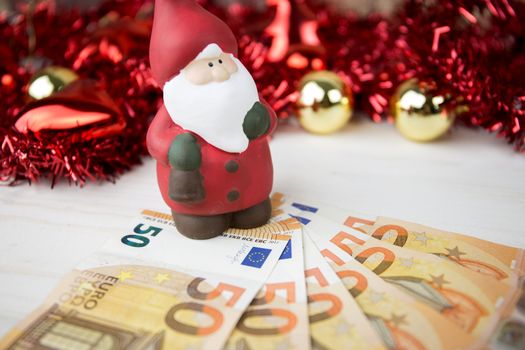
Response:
[76, 281, 95, 292]
[117, 270, 134, 281]
[430, 274, 449, 288]
[446, 246, 466, 259]
[154, 272, 171, 284]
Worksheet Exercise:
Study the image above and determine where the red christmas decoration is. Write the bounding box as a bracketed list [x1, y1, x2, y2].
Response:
[0, 1, 159, 186]
[1, 0, 524, 187]
[211, 0, 525, 150]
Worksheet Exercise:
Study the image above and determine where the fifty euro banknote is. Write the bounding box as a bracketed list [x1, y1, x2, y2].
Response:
[0, 210, 299, 350]
[285, 204, 522, 348]
[303, 232, 385, 350]
[294, 219, 475, 349]
[273, 193, 525, 285]
[225, 218, 309, 350]
[368, 217, 525, 284]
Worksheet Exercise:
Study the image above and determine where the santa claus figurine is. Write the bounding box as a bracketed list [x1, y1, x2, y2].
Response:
[147, 0, 277, 239]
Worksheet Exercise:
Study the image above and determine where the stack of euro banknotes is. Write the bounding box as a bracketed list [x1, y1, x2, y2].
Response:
[1, 193, 524, 350]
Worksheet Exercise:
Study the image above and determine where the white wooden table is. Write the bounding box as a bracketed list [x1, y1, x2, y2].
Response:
[1, 119, 525, 337]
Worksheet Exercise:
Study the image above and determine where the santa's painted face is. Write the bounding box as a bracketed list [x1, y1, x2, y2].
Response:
[163, 43, 259, 153]
[184, 52, 238, 84]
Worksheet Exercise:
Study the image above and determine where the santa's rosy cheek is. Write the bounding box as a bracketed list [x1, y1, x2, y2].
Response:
[220, 54, 238, 74]
[183, 64, 213, 85]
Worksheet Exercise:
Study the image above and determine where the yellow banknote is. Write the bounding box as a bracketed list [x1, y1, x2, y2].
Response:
[368, 217, 525, 284]
[0, 264, 250, 350]
[1, 210, 300, 350]
[284, 207, 521, 344]
[303, 232, 385, 350]
[329, 256, 476, 350]
[274, 193, 525, 284]
[225, 223, 309, 350]
[348, 237, 516, 338]
[275, 194, 525, 349]
[278, 206, 476, 349]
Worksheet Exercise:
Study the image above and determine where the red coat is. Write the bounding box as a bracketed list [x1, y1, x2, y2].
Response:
[147, 98, 277, 216]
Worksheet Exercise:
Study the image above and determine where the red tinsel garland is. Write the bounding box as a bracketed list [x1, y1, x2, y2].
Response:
[0, 0, 160, 186]
[1, 0, 524, 186]
[220, 0, 525, 148]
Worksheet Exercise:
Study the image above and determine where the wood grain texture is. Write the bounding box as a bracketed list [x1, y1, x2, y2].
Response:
[1, 119, 524, 337]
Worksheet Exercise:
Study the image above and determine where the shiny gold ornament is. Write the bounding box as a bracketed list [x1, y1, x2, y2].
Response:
[391, 79, 455, 142]
[296, 70, 353, 134]
[28, 66, 79, 100]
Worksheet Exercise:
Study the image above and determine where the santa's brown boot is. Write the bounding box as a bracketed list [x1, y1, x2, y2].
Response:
[172, 211, 231, 239]
[231, 198, 271, 229]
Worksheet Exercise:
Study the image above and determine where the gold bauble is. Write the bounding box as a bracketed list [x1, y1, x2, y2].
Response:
[296, 70, 353, 134]
[28, 66, 79, 100]
[391, 79, 455, 142]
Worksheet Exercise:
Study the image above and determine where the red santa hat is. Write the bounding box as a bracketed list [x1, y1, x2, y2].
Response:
[149, 0, 238, 86]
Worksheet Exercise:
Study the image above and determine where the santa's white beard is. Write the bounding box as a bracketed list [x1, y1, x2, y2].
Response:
[163, 57, 259, 153]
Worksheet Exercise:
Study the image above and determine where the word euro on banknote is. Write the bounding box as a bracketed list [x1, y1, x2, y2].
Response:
[0, 210, 300, 350]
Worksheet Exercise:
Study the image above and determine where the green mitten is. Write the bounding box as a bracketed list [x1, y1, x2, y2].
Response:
[168, 133, 201, 171]
[243, 102, 270, 140]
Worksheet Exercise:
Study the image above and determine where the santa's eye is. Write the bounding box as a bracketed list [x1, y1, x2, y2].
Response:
[218, 59, 223, 64]
[208, 62, 214, 67]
